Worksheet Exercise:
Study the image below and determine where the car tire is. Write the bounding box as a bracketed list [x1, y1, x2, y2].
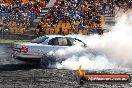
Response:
[78, 76, 86, 85]
[40, 55, 56, 68]
[40, 55, 50, 68]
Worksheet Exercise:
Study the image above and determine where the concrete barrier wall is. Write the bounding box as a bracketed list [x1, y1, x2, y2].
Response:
[0, 33, 37, 40]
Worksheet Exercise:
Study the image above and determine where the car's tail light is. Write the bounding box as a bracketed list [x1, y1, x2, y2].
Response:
[19, 47, 28, 53]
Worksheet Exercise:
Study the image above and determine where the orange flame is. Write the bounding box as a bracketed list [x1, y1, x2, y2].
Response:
[78, 65, 86, 76]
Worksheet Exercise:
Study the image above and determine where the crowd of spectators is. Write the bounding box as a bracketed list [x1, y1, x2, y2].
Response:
[0, 0, 132, 35]
[39, 0, 106, 35]
[102, 0, 132, 16]
[37, 0, 132, 35]
[0, 0, 49, 32]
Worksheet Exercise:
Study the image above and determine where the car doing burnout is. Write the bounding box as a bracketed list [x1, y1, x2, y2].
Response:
[12, 35, 87, 63]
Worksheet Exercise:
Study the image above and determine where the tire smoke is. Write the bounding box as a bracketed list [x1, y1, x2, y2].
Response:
[48, 11, 132, 71]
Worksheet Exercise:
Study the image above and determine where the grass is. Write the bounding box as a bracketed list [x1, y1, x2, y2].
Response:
[0, 39, 29, 44]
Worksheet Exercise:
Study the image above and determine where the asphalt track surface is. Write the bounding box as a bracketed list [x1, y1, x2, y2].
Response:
[0, 44, 132, 88]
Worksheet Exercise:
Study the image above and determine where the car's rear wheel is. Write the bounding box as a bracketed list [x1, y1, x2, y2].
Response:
[40, 55, 56, 68]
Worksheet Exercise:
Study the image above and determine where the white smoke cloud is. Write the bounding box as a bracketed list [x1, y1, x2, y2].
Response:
[45, 11, 132, 71]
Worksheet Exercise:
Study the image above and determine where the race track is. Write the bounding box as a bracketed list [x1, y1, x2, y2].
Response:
[0, 44, 132, 88]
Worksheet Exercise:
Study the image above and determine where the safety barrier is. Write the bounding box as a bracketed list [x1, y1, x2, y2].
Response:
[35, 27, 107, 35]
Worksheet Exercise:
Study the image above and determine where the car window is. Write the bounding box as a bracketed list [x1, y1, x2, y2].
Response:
[48, 37, 72, 46]
[31, 36, 48, 43]
[66, 37, 74, 46]
[48, 38, 59, 45]
[58, 37, 68, 46]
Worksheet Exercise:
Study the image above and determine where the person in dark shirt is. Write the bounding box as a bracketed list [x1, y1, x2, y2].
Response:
[37, 23, 43, 35]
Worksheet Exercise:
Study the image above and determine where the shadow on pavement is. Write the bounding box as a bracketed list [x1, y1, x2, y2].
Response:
[0, 64, 41, 71]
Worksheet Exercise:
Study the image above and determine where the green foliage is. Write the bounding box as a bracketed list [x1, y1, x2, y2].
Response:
[0, 39, 29, 44]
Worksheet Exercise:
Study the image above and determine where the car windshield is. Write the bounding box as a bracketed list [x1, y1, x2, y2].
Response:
[74, 38, 87, 47]
[31, 36, 48, 43]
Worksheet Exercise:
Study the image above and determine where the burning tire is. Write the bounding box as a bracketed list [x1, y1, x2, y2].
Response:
[78, 76, 86, 85]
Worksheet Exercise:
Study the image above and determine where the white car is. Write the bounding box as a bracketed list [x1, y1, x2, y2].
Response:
[12, 35, 87, 63]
